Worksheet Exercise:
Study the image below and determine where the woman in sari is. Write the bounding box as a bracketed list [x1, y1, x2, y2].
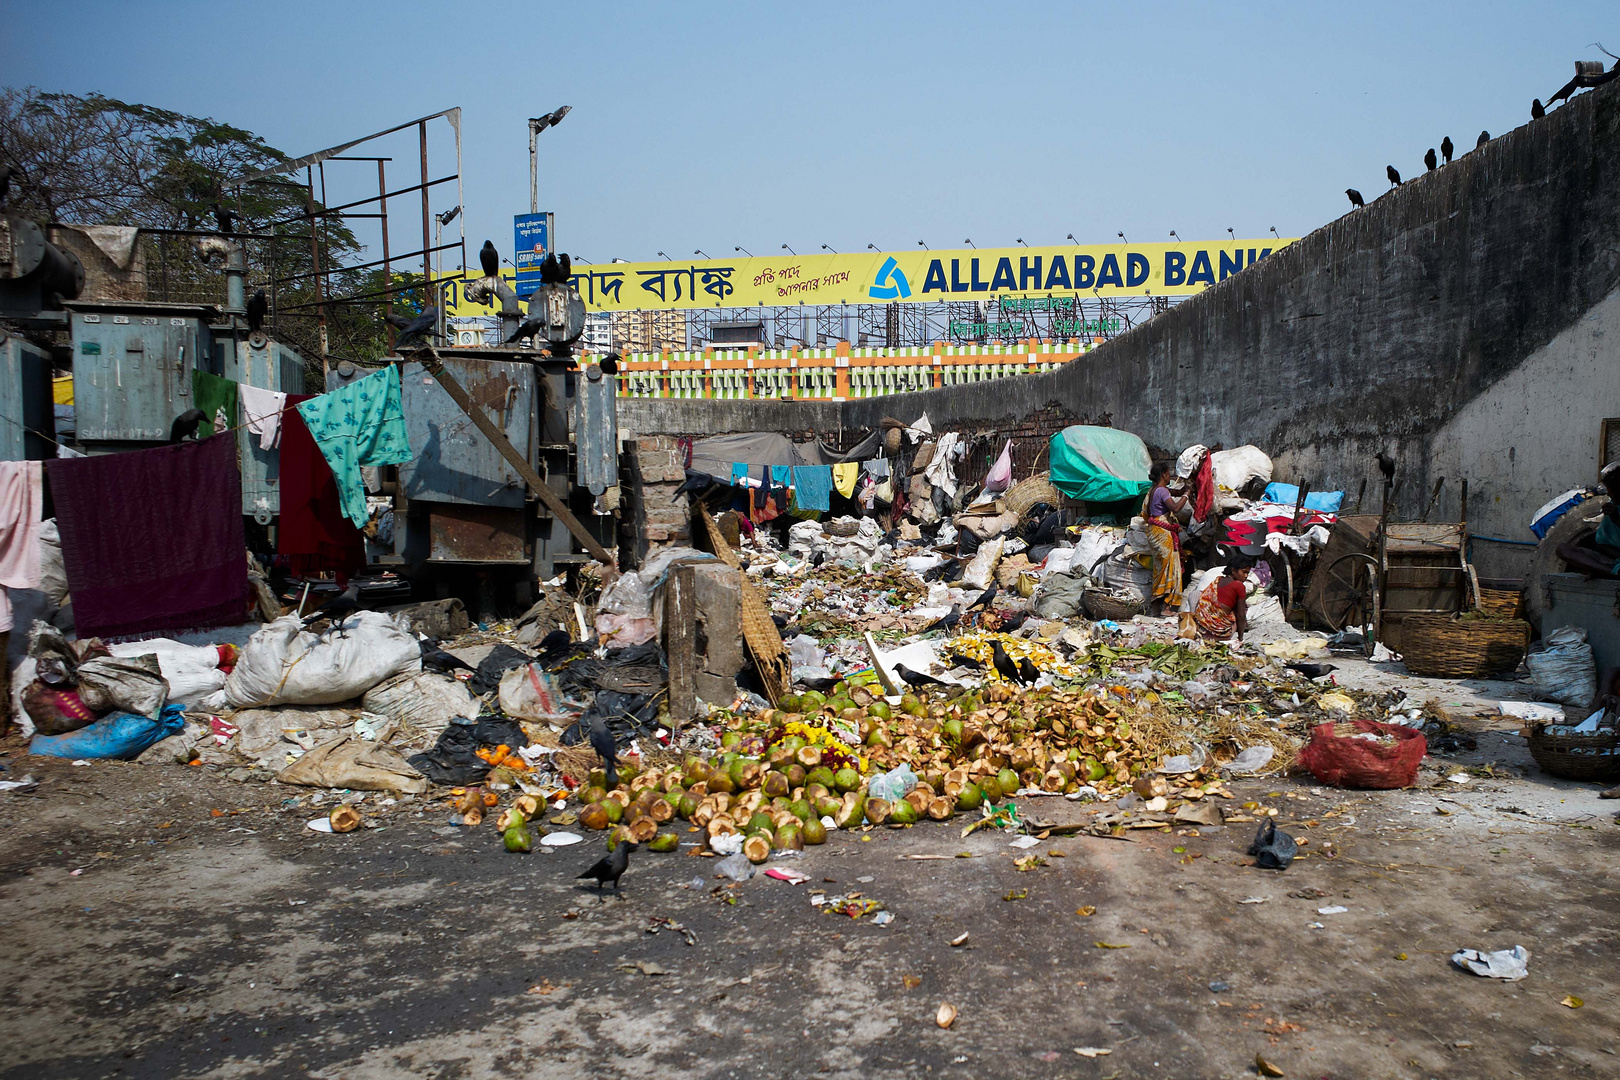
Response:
[1193, 555, 1254, 641]
[1142, 462, 1185, 615]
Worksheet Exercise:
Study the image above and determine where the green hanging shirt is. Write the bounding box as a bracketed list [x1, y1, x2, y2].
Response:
[191, 369, 239, 437]
[295, 366, 414, 525]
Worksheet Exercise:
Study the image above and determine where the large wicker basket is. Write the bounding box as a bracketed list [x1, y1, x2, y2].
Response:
[1400, 614, 1530, 678]
[1082, 589, 1145, 622]
[1004, 473, 1060, 517]
[1527, 726, 1620, 782]
[1475, 587, 1525, 620]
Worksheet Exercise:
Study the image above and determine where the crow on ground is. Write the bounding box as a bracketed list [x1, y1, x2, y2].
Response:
[419, 637, 475, 673]
[1345, 188, 1365, 209]
[991, 640, 1021, 685]
[588, 713, 618, 789]
[302, 583, 360, 637]
[895, 663, 947, 688]
[577, 840, 635, 899]
[1386, 165, 1402, 187]
[967, 584, 998, 611]
[1441, 135, 1454, 164]
[245, 288, 267, 333]
[479, 240, 499, 278]
[1017, 657, 1040, 686]
[947, 651, 983, 671]
[1287, 662, 1337, 679]
[923, 604, 961, 635]
[168, 408, 206, 444]
[1424, 148, 1437, 172]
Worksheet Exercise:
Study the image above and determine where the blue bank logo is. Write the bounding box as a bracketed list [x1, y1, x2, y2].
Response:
[868, 256, 912, 300]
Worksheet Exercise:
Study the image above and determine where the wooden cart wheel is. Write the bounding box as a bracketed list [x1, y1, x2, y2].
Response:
[1322, 552, 1380, 655]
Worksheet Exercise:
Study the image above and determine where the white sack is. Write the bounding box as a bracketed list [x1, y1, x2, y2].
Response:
[224, 612, 421, 709]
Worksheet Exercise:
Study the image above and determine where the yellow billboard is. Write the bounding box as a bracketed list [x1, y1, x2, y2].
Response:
[441, 238, 1294, 318]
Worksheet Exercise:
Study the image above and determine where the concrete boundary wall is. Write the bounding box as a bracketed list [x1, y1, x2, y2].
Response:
[620, 80, 1620, 576]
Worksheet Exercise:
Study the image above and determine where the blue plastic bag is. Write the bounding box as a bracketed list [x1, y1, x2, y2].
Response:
[1263, 483, 1343, 513]
[30, 704, 186, 760]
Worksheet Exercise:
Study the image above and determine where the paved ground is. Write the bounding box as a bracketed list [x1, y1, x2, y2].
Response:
[2, 667, 1618, 1080]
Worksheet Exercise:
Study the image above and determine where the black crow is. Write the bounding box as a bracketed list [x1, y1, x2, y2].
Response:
[991, 640, 1021, 685]
[168, 408, 206, 444]
[1345, 188, 1365, 209]
[779, 623, 801, 639]
[923, 604, 961, 634]
[1441, 135, 1453, 164]
[393, 306, 439, 348]
[1477, 130, 1490, 148]
[419, 637, 475, 673]
[577, 839, 635, 898]
[213, 204, 235, 234]
[1424, 148, 1437, 172]
[557, 253, 571, 281]
[1386, 165, 1401, 188]
[921, 559, 960, 583]
[895, 663, 947, 688]
[588, 713, 618, 789]
[539, 252, 573, 284]
[771, 613, 789, 629]
[537, 629, 570, 653]
[1017, 657, 1040, 686]
[1030, 509, 1065, 546]
[947, 651, 983, 670]
[246, 288, 267, 333]
[967, 583, 998, 611]
[302, 583, 360, 636]
[799, 675, 839, 693]
[674, 469, 715, 497]
[1286, 662, 1337, 679]
[599, 353, 619, 376]
[1376, 451, 1396, 482]
[810, 550, 827, 568]
[1531, 98, 1545, 119]
[479, 240, 499, 278]
[505, 310, 545, 345]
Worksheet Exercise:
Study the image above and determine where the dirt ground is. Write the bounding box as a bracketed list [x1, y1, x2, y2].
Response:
[2, 667, 1618, 1080]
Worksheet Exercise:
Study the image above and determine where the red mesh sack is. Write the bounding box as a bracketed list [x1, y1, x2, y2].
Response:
[1297, 719, 1427, 789]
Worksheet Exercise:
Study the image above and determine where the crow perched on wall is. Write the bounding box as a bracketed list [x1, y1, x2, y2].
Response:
[168, 409, 206, 444]
[1424, 148, 1438, 172]
[1441, 136, 1454, 163]
[1386, 165, 1402, 187]
[1345, 188, 1365, 210]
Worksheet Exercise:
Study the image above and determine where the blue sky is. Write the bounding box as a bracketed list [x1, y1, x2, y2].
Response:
[3, 1, 1613, 268]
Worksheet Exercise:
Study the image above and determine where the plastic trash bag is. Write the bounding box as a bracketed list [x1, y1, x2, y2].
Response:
[714, 852, 755, 881]
[498, 664, 583, 723]
[1223, 745, 1276, 775]
[983, 440, 1014, 493]
[224, 612, 422, 709]
[1525, 626, 1597, 708]
[867, 764, 918, 803]
[1246, 819, 1298, 870]
[1451, 945, 1530, 981]
[30, 704, 185, 760]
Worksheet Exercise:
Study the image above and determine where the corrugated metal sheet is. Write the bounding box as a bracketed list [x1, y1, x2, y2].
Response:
[72, 310, 209, 442]
[0, 334, 53, 460]
[225, 337, 307, 519]
[399, 356, 534, 508]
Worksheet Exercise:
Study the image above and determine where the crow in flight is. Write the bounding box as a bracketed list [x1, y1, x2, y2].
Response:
[1440, 136, 1453, 164]
[1386, 165, 1401, 187]
[1345, 188, 1365, 209]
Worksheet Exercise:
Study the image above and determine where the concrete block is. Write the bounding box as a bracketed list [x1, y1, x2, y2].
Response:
[694, 672, 738, 707]
[691, 563, 745, 678]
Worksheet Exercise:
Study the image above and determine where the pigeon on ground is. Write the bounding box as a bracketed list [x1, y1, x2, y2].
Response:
[246, 288, 268, 333]
[577, 840, 636, 899]
[895, 664, 947, 688]
[168, 408, 206, 444]
[302, 583, 361, 637]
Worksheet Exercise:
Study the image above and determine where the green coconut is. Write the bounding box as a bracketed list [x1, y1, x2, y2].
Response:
[997, 768, 1021, 795]
[887, 799, 920, 825]
[801, 817, 828, 845]
[647, 832, 679, 853]
[956, 783, 984, 811]
[806, 766, 836, 790]
[833, 768, 861, 793]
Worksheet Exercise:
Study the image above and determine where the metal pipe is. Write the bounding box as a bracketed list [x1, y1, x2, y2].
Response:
[378, 159, 393, 352]
[304, 167, 328, 377]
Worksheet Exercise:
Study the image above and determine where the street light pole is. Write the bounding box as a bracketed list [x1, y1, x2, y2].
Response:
[528, 106, 572, 214]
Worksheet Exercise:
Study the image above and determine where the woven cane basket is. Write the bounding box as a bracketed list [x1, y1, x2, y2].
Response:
[1475, 587, 1525, 620]
[1527, 726, 1620, 782]
[1004, 473, 1060, 517]
[1400, 614, 1530, 678]
[1082, 589, 1145, 622]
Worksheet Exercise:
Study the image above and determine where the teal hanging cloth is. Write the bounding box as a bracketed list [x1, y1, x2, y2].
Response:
[296, 366, 413, 524]
[791, 465, 833, 512]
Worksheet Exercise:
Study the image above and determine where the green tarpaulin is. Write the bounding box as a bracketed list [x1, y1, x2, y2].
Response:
[1048, 425, 1152, 503]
